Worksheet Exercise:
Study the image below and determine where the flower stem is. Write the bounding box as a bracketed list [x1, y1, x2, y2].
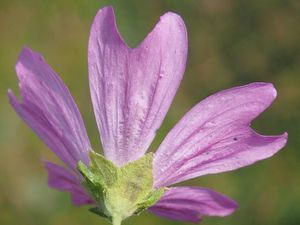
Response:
[112, 216, 122, 225]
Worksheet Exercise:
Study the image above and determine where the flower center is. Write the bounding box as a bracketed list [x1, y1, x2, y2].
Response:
[77, 151, 164, 225]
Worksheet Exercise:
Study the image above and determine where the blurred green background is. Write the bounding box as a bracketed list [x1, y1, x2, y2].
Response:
[1, 0, 300, 225]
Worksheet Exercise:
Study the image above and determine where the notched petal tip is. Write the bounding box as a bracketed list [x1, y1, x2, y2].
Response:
[89, 5, 128, 49]
[152, 10, 188, 46]
[261, 82, 277, 100]
[163, 12, 186, 29]
[237, 82, 278, 104]
[88, 6, 188, 166]
[92, 6, 115, 26]
[94, 5, 114, 16]
[268, 131, 288, 155]
[153, 82, 287, 187]
[267, 82, 277, 98]
[278, 131, 288, 144]
[252, 130, 288, 155]
[252, 82, 278, 105]
[282, 131, 289, 140]
[159, 11, 186, 27]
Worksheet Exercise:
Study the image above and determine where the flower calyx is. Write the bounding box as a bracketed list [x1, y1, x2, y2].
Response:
[77, 151, 164, 225]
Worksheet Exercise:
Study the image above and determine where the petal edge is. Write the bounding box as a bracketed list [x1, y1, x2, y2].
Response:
[149, 186, 237, 222]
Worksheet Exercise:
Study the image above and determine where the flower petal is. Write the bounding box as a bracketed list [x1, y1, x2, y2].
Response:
[153, 83, 288, 188]
[148, 186, 237, 222]
[44, 161, 94, 206]
[88, 7, 187, 166]
[8, 47, 91, 170]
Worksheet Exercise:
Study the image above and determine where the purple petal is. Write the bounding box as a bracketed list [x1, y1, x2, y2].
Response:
[153, 83, 288, 188]
[149, 186, 237, 222]
[44, 161, 94, 206]
[8, 47, 91, 170]
[88, 7, 187, 166]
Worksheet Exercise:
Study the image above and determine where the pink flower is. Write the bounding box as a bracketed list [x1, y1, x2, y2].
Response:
[8, 6, 287, 224]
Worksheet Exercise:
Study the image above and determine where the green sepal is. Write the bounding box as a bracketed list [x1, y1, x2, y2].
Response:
[134, 188, 165, 215]
[77, 161, 105, 203]
[77, 151, 164, 225]
[89, 207, 111, 220]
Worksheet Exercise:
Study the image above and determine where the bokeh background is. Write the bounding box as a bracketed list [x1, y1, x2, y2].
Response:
[1, 0, 300, 224]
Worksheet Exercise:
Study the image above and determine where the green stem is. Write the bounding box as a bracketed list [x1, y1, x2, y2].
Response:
[112, 216, 122, 225]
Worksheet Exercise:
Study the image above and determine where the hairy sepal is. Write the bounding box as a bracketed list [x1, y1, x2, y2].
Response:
[77, 151, 164, 224]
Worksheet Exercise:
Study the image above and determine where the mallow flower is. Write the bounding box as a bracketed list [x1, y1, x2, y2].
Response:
[8, 6, 287, 225]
